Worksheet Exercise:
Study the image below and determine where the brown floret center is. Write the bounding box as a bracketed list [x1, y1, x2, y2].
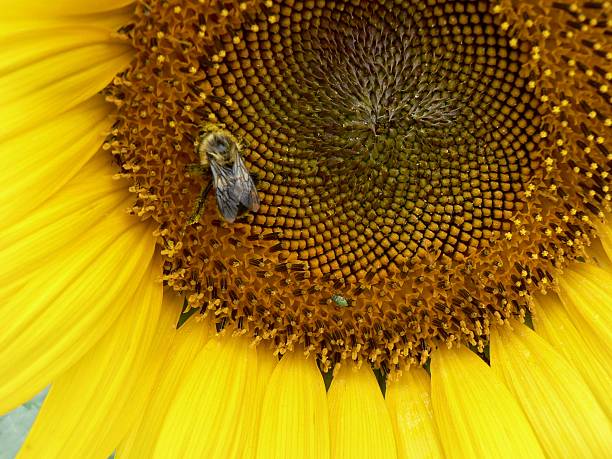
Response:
[107, 0, 611, 371]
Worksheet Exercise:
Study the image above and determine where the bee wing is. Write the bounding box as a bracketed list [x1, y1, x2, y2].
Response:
[210, 160, 240, 222]
[232, 154, 260, 212]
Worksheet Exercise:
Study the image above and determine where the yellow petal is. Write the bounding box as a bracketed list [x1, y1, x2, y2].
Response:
[534, 294, 612, 416]
[386, 368, 442, 459]
[243, 346, 277, 459]
[17, 257, 162, 458]
[0, 29, 131, 141]
[153, 335, 259, 458]
[431, 345, 545, 459]
[0, 151, 123, 245]
[0, 215, 155, 414]
[117, 309, 214, 459]
[0, 153, 127, 281]
[558, 264, 612, 361]
[110, 293, 185, 452]
[491, 322, 611, 458]
[0, 25, 126, 75]
[0, 5, 133, 37]
[256, 350, 329, 459]
[0, 0, 134, 17]
[0, 278, 30, 308]
[328, 364, 397, 459]
[72, 6, 134, 32]
[0, 97, 114, 228]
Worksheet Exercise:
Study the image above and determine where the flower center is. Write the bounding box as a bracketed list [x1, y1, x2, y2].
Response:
[108, 0, 611, 371]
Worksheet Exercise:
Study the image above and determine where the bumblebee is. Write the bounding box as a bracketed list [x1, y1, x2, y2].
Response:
[186, 127, 260, 224]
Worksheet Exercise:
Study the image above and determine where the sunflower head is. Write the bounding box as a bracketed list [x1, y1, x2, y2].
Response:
[106, 0, 611, 372]
[3, 1, 612, 458]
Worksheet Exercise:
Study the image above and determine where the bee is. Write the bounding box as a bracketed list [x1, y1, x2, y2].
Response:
[186, 127, 260, 224]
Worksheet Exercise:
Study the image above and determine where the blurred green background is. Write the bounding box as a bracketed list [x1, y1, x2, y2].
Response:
[0, 390, 47, 459]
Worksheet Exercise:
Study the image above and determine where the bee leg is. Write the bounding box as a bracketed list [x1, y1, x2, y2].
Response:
[185, 163, 208, 175]
[188, 181, 213, 225]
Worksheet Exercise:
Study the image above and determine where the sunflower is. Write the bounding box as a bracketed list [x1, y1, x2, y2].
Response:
[1, 0, 611, 457]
